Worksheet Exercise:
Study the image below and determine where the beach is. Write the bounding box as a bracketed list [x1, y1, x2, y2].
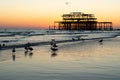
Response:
[1, 0, 120, 79]
[0, 31, 120, 80]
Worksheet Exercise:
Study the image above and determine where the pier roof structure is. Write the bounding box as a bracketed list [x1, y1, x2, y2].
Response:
[51, 12, 113, 30]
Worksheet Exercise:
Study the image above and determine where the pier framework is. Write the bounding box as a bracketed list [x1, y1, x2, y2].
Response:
[51, 12, 113, 30]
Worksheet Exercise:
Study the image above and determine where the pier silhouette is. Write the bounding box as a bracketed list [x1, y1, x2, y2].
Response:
[51, 12, 113, 30]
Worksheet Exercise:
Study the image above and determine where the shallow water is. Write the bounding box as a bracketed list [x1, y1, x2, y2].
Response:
[0, 36, 120, 80]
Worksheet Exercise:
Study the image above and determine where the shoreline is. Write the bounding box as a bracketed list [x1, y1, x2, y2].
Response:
[0, 35, 117, 50]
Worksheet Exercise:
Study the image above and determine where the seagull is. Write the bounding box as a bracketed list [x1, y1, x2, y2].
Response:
[51, 47, 58, 51]
[53, 43, 58, 47]
[99, 39, 103, 43]
[12, 48, 16, 53]
[28, 47, 33, 51]
[72, 38, 75, 41]
[65, 2, 70, 5]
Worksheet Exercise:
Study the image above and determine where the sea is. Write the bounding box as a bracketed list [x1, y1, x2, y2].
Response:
[0, 29, 120, 80]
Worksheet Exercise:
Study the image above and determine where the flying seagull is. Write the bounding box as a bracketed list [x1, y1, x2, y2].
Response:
[65, 2, 70, 5]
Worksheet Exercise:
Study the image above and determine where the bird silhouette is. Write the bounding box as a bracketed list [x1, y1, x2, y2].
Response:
[99, 39, 103, 42]
[51, 47, 58, 51]
[66, 2, 70, 5]
[12, 48, 16, 53]
[28, 47, 33, 51]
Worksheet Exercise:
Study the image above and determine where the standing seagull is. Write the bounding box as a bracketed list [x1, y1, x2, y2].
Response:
[12, 48, 16, 61]
[99, 39, 103, 43]
[28, 47, 33, 51]
[12, 48, 16, 53]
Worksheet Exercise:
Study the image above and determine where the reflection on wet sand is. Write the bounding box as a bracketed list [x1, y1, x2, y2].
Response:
[0, 37, 120, 80]
[24, 44, 34, 58]
[99, 42, 103, 45]
[12, 48, 16, 61]
[24, 50, 28, 57]
[24, 51, 34, 58]
[12, 52, 16, 61]
[51, 51, 57, 57]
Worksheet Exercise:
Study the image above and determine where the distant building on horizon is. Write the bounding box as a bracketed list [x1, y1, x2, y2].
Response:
[50, 12, 113, 30]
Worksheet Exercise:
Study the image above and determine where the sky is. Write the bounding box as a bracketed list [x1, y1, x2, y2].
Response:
[0, 0, 120, 29]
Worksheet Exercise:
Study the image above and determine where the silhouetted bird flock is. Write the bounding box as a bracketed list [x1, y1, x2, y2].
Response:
[11, 42, 34, 61]
[11, 38, 104, 60]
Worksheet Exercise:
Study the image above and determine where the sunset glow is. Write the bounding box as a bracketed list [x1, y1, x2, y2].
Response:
[0, 0, 120, 29]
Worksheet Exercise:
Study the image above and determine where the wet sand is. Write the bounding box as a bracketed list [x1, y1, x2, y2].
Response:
[0, 36, 120, 80]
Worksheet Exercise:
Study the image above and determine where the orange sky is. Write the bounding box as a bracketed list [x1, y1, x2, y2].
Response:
[0, 0, 120, 29]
